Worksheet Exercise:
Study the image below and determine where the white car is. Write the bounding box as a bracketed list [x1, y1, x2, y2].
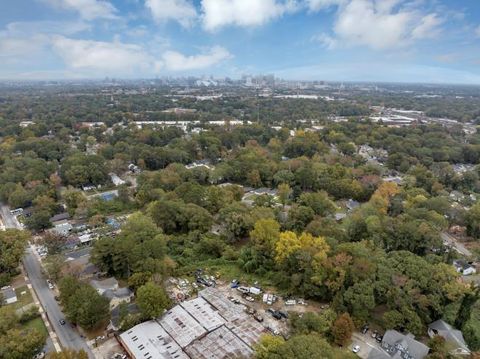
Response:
[352, 345, 360, 353]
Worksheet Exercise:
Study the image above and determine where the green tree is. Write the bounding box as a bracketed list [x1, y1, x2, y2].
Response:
[465, 202, 480, 238]
[137, 282, 170, 319]
[277, 183, 292, 207]
[0, 328, 45, 359]
[59, 277, 110, 330]
[0, 229, 29, 286]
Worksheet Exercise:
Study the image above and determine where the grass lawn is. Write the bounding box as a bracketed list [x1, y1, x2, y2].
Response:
[23, 317, 48, 338]
[12, 285, 34, 310]
[176, 258, 276, 288]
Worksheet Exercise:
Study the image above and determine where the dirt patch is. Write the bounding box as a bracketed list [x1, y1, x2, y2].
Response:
[92, 337, 126, 359]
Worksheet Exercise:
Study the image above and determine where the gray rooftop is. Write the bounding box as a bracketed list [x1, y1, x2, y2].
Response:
[180, 297, 225, 332]
[185, 325, 253, 359]
[90, 277, 119, 293]
[1, 287, 17, 301]
[428, 320, 469, 353]
[199, 287, 245, 321]
[119, 320, 189, 359]
[158, 305, 207, 348]
[382, 330, 429, 359]
[226, 314, 266, 347]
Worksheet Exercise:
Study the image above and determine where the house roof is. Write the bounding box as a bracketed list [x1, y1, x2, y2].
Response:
[103, 287, 133, 300]
[91, 277, 119, 291]
[382, 330, 430, 359]
[1, 287, 17, 300]
[428, 320, 469, 352]
[50, 212, 70, 223]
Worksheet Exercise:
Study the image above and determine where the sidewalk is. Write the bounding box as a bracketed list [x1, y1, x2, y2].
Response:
[23, 269, 62, 353]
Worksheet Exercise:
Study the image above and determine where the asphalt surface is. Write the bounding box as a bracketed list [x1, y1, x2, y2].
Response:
[24, 247, 94, 356]
[0, 203, 94, 358]
[441, 232, 472, 257]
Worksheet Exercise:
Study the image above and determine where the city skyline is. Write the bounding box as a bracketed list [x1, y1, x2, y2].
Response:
[1, 0, 480, 84]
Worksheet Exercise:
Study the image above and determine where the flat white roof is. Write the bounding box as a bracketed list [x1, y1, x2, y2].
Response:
[180, 297, 225, 332]
[119, 320, 188, 359]
[185, 325, 253, 359]
[199, 287, 245, 322]
[158, 305, 207, 348]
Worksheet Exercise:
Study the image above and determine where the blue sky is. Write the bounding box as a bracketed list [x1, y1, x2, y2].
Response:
[1, 0, 480, 83]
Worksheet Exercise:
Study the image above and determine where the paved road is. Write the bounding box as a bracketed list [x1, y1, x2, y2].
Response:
[441, 232, 472, 257]
[0, 203, 94, 358]
[24, 247, 94, 357]
[0, 204, 21, 229]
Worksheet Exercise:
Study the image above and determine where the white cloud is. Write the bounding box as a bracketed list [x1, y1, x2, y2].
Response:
[50, 36, 231, 76]
[42, 0, 117, 20]
[4, 20, 90, 36]
[0, 36, 49, 58]
[201, 0, 298, 31]
[160, 46, 232, 71]
[145, 0, 197, 27]
[51, 36, 152, 74]
[312, 0, 443, 50]
[411, 13, 443, 39]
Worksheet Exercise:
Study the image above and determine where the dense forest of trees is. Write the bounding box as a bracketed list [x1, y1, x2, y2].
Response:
[0, 83, 479, 357]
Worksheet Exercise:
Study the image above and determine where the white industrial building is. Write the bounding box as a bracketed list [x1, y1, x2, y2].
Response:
[119, 288, 266, 359]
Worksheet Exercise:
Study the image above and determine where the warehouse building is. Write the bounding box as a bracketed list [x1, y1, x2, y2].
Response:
[119, 288, 266, 358]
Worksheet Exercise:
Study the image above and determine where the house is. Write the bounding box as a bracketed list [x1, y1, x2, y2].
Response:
[78, 233, 93, 245]
[51, 220, 73, 236]
[453, 260, 477, 276]
[346, 199, 360, 211]
[103, 287, 134, 309]
[50, 212, 70, 224]
[1, 286, 18, 305]
[381, 330, 430, 359]
[428, 320, 470, 356]
[91, 277, 119, 295]
[110, 173, 126, 186]
[128, 163, 141, 174]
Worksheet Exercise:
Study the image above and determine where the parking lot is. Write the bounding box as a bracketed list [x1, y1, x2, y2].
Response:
[351, 331, 385, 359]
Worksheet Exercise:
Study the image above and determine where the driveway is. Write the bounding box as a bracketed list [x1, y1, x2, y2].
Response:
[351, 332, 386, 359]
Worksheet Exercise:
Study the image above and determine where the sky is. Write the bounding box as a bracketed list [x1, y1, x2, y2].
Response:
[1, 0, 480, 83]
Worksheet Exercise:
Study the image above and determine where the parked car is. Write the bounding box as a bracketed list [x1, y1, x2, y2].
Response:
[267, 309, 282, 320]
[352, 345, 360, 353]
[362, 324, 369, 334]
[253, 314, 264, 322]
[278, 311, 288, 319]
[230, 279, 239, 288]
[376, 335, 383, 343]
[237, 286, 250, 294]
